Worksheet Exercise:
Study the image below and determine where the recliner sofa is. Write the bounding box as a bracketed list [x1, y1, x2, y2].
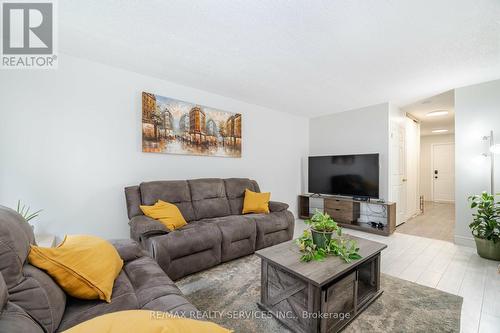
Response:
[0, 206, 198, 332]
[125, 178, 295, 280]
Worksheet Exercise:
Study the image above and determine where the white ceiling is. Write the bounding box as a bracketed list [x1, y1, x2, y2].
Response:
[402, 90, 455, 136]
[59, 0, 500, 117]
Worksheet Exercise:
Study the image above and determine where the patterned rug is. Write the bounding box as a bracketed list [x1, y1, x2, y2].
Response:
[177, 255, 462, 332]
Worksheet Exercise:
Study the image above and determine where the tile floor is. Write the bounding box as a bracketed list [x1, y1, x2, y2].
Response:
[294, 219, 500, 333]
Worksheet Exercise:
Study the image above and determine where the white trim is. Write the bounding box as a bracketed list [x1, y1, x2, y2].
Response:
[454, 235, 476, 248]
[430, 142, 455, 202]
[433, 199, 455, 203]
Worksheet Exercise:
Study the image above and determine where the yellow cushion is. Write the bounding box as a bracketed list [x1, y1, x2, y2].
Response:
[242, 189, 270, 214]
[140, 200, 187, 230]
[62, 310, 232, 333]
[28, 235, 123, 303]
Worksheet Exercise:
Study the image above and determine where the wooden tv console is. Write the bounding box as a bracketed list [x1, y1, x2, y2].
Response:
[298, 194, 396, 236]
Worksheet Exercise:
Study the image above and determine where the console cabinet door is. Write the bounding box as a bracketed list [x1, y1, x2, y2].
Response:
[320, 272, 357, 333]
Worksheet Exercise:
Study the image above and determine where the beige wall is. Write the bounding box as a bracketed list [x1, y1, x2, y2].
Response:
[420, 134, 455, 201]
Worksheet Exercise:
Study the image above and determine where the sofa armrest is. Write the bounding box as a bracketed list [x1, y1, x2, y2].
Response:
[269, 201, 289, 212]
[129, 215, 169, 242]
[109, 239, 147, 262]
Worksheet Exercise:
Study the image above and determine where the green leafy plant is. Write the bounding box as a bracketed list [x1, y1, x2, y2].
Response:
[305, 210, 341, 235]
[16, 200, 42, 223]
[469, 192, 500, 243]
[296, 229, 362, 263]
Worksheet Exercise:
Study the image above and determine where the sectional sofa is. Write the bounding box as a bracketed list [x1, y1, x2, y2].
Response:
[0, 206, 198, 332]
[125, 178, 295, 280]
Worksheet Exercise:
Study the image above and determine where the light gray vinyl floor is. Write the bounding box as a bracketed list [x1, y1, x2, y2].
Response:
[294, 219, 500, 333]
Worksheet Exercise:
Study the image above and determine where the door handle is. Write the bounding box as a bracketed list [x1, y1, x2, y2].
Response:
[402, 178, 407, 182]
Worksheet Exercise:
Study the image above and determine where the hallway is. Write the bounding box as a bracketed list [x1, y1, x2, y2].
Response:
[396, 201, 455, 242]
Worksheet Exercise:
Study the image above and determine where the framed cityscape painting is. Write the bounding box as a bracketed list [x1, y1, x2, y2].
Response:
[142, 92, 242, 157]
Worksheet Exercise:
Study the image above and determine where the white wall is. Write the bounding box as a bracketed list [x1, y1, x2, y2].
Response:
[309, 103, 390, 200]
[0, 54, 309, 239]
[420, 134, 455, 201]
[455, 79, 500, 246]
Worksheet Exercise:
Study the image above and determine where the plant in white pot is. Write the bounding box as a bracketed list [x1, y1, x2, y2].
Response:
[468, 192, 500, 260]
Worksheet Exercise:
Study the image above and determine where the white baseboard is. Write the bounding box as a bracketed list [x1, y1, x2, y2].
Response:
[433, 199, 455, 204]
[454, 235, 476, 248]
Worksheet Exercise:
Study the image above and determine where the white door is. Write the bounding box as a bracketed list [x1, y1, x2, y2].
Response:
[390, 122, 407, 226]
[405, 117, 420, 220]
[432, 143, 455, 202]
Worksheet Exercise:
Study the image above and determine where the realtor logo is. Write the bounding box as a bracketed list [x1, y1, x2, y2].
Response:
[1, 0, 57, 68]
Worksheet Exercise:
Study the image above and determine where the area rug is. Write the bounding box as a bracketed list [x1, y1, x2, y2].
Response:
[176, 255, 462, 333]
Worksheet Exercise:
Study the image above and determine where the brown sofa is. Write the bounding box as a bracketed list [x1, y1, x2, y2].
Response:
[125, 178, 295, 280]
[0, 206, 198, 333]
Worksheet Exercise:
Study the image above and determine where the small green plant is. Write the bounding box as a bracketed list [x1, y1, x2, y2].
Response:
[305, 210, 341, 235]
[469, 192, 500, 243]
[16, 200, 42, 223]
[296, 229, 362, 263]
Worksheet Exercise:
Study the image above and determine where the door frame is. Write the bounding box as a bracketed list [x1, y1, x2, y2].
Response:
[430, 142, 455, 203]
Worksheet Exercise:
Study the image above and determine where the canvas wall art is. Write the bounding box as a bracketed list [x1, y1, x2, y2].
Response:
[142, 92, 242, 157]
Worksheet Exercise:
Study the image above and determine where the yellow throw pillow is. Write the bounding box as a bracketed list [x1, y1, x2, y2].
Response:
[62, 310, 232, 333]
[28, 235, 123, 303]
[242, 189, 271, 214]
[140, 200, 187, 231]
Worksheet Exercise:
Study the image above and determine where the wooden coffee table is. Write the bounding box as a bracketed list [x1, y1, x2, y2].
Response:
[256, 235, 387, 333]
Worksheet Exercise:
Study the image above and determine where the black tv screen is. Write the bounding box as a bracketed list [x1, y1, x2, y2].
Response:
[308, 154, 379, 198]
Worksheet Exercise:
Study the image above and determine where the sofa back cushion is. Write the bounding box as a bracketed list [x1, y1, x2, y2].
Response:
[224, 178, 260, 215]
[140, 181, 196, 221]
[126, 178, 261, 220]
[0, 206, 35, 288]
[124, 186, 143, 219]
[0, 206, 66, 333]
[188, 179, 231, 220]
[9, 265, 66, 333]
[0, 272, 7, 311]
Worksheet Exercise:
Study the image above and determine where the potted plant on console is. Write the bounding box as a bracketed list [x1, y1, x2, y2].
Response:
[469, 192, 500, 260]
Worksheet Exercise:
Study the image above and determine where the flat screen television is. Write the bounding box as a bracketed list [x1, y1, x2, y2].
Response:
[308, 154, 380, 199]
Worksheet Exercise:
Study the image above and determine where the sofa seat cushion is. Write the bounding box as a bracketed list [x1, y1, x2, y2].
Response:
[164, 222, 221, 260]
[246, 212, 290, 233]
[246, 211, 295, 250]
[144, 222, 222, 280]
[199, 215, 257, 262]
[56, 270, 138, 331]
[57, 251, 200, 331]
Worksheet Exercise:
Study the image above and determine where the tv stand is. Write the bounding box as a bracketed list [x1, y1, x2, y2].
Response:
[298, 194, 396, 236]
